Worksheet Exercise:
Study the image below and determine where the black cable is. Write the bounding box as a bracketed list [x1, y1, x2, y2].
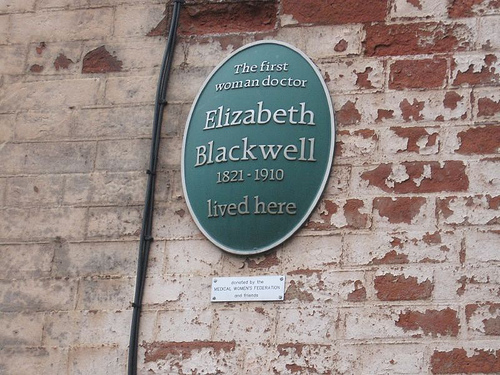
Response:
[127, 1, 184, 374]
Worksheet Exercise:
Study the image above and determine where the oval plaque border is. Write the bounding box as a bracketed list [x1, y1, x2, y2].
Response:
[181, 40, 336, 255]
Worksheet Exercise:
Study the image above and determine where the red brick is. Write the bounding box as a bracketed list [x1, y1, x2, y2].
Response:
[335, 90, 468, 126]
[407, 0, 423, 9]
[423, 231, 443, 245]
[147, 8, 170, 37]
[282, 0, 386, 25]
[373, 197, 426, 224]
[36, 42, 46, 55]
[436, 197, 457, 221]
[364, 22, 473, 56]
[334, 39, 348, 52]
[431, 348, 500, 374]
[437, 195, 500, 225]
[453, 54, 500, 86]
[347, 280, 367, 302]
[362, 161, 469, 194]
[343, 199, 370, 228]
[400, 98, 425, 122]
[307, 199, 370, 230]
[355, 67, 375, 89]
[54, 54, 73, 71]
[478, 97, 500, 117]
[455, 266, 500, 299]
[175, 1, 277, 36]
[465, 304, 480, 320]
[396, 308, 459, 337]
[307, 199, 338, 230]
[449, 0, 500, 18]
[449, 0, 483, 17]
[466, 303, 500, 335]
[484, 317, 500, 335]
[246, 252, 280, 269]
[369, 250, 409, 265]
[443, 91, 463, 110]
[376, 109, 395, 123]
[30, 64, 44, 73]
[82, 46, 122, 74]
[374, 273, 433, 301]
[336, 100, 361, 126]
[389, 59, 447, 89]
[143, 341, 236, 363]
[390, 127, 439, 154]
[457, 126, 500, 154]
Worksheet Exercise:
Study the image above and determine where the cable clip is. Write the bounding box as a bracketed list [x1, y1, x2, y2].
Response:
[144, 235, 154, 242]
[146, 169, 156, 175]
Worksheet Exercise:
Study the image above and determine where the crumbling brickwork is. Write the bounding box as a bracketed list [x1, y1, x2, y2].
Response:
[1, 0, 499, 374]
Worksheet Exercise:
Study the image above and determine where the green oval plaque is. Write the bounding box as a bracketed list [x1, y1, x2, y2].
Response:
[182, 40, 335, 255]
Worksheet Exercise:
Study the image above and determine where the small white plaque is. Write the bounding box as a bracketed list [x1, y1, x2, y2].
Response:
[211, 275, 285, 302]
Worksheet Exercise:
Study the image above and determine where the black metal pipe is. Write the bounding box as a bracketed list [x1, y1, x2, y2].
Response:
[127, 1, 184, 373]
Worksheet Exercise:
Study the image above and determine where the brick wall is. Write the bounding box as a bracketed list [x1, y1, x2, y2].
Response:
[1, 0, 499, 374]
